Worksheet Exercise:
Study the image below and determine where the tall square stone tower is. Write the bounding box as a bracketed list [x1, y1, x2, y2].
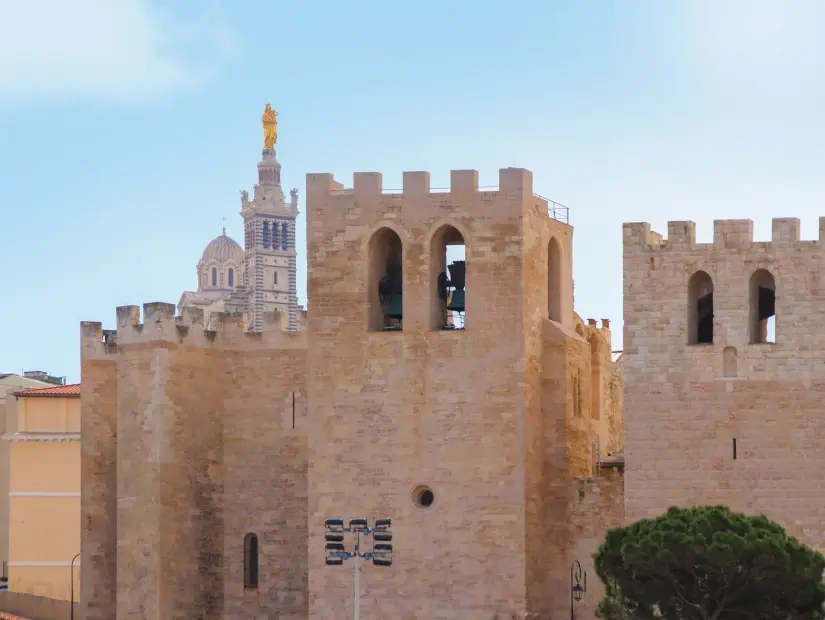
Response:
[305, 168, 585, 618]
[623, 218, 825, 552]
[80, 307, 308, 619]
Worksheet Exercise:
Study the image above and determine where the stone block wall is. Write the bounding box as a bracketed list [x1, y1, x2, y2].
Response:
[79, 328, 117, 620]
[623, 218, 825, 552]
[567, 472, 625, 620]
[79, 165, 627, 620]
[524, 196, 575, 618]
[80, 305, 308, 620]
[305, 168, 591, 618]
[222, 347, 308, 618]
[0, 591, 78, 620]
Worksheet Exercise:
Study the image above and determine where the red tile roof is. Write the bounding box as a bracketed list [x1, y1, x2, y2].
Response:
[14, 384, 80, 398]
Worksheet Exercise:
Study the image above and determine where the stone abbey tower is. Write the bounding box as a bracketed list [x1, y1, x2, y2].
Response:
[623, 218, 825, 552]
[80, 164, 624, 619]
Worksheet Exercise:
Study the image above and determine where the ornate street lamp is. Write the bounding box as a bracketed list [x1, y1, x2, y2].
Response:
[570, 559, 587, 619]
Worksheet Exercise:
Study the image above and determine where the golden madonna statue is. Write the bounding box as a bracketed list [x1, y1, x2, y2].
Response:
[262, 103, 278, 149]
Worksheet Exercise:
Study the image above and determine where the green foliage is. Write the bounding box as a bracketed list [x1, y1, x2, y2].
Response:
[593, 505, 825, 620]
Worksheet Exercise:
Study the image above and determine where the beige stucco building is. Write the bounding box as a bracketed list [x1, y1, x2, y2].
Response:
[0, 372, 69, 590]
[4, 383, 80, 601]
[79, 159, 626, 619]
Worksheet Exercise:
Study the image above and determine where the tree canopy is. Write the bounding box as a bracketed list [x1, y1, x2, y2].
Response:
[594, 505, 825, 620]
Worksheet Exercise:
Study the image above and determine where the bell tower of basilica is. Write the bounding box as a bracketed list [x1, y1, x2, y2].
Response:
[240, 104, 300, 331]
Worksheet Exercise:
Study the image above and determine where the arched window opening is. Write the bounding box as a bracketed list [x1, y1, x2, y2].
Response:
[244, 533, 259, 589]
[262, 221, 270, 249]
[271, 221, 279, 249]
[548, 237, 562, 322]
[228, 268, 234, 288]
[430, 225, 466, 330]
[282, 222, 289, 250]
[687, 271, 714, 345]
[368, 228, 403, 331]
[749, 269, 776, 344]
[211, 267, 217, 288]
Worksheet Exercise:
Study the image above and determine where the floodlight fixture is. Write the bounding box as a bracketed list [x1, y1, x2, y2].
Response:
[349, 518, 368, 532]
[374, 518, 391, 530]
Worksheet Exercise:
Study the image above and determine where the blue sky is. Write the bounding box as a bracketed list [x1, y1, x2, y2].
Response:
[2, 0, 825, 382]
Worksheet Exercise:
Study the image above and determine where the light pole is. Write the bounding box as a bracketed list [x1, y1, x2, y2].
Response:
[324, 517, 393, 620]
[570, 559, 587, 620]
[70, 552, 80, 620]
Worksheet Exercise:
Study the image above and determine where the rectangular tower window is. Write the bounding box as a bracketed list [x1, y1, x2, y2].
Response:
[273, 272, 278, 285]
[732, 438, 737, 460]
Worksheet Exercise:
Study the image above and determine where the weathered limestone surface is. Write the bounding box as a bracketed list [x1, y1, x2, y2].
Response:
[80, 306, 308, 620]
[81, 168, 625, 620]
[306, 169, 623, 619]
[623, 219, 825, 553]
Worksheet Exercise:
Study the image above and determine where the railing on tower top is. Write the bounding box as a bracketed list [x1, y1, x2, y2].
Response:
[534, 193, 569, 224]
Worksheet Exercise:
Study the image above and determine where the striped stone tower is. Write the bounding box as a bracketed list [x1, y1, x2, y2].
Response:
[240, 104, 300, 331]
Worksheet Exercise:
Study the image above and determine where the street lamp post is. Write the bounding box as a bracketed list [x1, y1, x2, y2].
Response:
[324, 517, 393, 620]
[570, 559, 587, 620]
[70, 552, 80, 620]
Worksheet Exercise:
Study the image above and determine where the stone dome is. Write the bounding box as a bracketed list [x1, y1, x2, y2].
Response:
[200, 232, 244, 265]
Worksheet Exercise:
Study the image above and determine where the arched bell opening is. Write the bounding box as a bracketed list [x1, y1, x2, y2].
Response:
[430, 225, 466, 330]
[687, 270, 714, 345]
[749, 269, 776, 344]
[368, 227, 404, 331]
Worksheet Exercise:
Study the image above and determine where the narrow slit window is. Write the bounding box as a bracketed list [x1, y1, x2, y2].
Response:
[548, 237, 562, 322]
[244, 533, 259, 589]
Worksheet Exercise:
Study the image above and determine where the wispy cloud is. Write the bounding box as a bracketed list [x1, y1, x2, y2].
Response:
[0, 0, 236, 102]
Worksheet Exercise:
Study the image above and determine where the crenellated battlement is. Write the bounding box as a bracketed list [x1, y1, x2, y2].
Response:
[623, 216, 825, 253]
[307, 167, 534, 198]
[306, 167, 572, 223]
[81, 302, 305, 358]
